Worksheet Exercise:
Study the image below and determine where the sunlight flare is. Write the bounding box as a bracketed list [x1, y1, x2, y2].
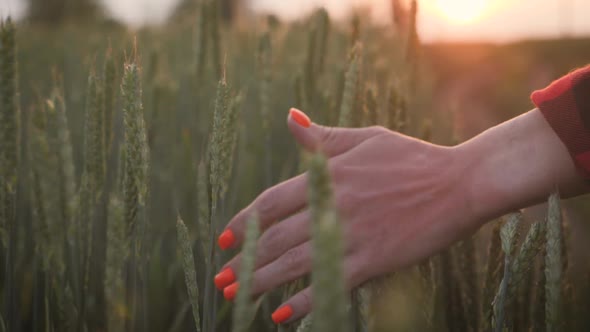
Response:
[435, 0, 489, 24]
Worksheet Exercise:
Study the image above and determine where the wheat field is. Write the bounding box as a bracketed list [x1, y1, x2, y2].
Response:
[1, 1, 590, 331]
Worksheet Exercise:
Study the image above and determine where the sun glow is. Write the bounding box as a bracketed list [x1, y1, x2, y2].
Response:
[435, 0, 489, 24]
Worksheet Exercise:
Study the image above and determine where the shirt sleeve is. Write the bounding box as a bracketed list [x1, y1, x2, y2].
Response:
[531, 65, 590, 178]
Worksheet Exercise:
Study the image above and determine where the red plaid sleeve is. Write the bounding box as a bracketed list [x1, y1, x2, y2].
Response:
[531, 65, 590, 178]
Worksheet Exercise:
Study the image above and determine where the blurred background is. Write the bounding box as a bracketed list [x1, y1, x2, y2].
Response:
[2, 0, 589, 40]
[2, 0, 589, 136]
[2, 0, 590, 331]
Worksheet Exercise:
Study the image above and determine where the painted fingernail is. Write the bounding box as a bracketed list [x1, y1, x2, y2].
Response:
[223, 282, 239, 301]
[214, 268, 236, 290]
[289, 108, 311, 128]
[271, 305, 293, 324]
[218, 229, 235, 250]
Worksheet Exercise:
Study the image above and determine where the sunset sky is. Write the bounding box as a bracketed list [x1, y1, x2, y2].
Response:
[1, 0, 588, 42]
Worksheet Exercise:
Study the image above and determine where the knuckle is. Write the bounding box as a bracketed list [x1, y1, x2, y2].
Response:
[300, 290, 312, 309]
[256, 189, 277, 217]
[280, 246, 305, 275]
[321, 127, 337, 146]
[367, 125, 388, 136]
[347, 262, 364, 287]
[259, 225, 284, 252]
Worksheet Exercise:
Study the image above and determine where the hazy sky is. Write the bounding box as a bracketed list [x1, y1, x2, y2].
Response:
[1, 0, 588, 42]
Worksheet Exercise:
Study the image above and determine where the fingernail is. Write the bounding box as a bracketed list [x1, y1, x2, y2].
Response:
[271, 305, 293, 324]
[289, 108, 311, 128]
[214, 268, 236, 290]
[223, 282, 239, 301]
[218, 229, 235, 250]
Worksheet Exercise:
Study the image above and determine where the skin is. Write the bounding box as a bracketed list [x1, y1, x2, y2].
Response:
[220, 108, 587, 323]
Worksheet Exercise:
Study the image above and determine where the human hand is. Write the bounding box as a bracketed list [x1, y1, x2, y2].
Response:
[214, 108, 482, 324]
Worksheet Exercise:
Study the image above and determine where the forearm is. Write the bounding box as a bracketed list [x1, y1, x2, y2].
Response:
[458, 108, 588, 225]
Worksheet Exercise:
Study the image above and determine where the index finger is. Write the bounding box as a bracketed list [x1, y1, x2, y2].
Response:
[218, 173, 308, 250]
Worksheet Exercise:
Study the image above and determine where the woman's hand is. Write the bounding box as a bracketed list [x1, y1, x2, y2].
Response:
[214, 108, 480, 324]
[214, 107, 586, 325]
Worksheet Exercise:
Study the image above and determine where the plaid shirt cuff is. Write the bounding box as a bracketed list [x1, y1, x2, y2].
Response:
[532, 65, 590, 178]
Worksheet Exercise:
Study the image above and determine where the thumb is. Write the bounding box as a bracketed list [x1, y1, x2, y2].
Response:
[287, 108, 384, 157]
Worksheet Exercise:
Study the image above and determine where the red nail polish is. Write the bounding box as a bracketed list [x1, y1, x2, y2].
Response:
[223, 282, 239, 301]
[289, 108, 311, 128]
[271, 305, 294, 324]
[218, 229, 235, 250]
[214, 268, 236, 290]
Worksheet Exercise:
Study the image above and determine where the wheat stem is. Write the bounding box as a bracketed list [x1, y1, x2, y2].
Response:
[177, 215, 202, 332]
[231, 214, 260, 332]
[545, 192, 562, 332]
[338, 45, 360, 127]
[493, 212, 522, 331]
[308, 153, 350, 332]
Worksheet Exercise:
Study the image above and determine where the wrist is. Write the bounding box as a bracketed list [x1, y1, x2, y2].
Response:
[455, 109, 586, 226]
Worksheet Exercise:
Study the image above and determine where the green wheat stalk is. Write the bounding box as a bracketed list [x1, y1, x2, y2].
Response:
[208, 77, 231, 213]
[0, 312, 5, 332]
[44, 94, 76, 282]
[545, 192, 562, 332]
[314, 8, 330, 75]
[195, 0, 209, 77]
[0, 22, 18, 310]
[197, 160, 210, 261]
[456, 237, 479, 331]
[531, 240, 547, 331]
[448, 246, 467, 331]
[204, 76, 236, 332]
[84, 73, 106, 195]
[501, 220, 545, 329]
[49, 90, 81, 313]
[296, 315, 313, 332]
[232, 214, 260, 332]
[338, 45, 360, 127]
[439, 249, 456, 331]
[106, 191, 126, 331]
[294, 74, 305, 110]
[177, 215, 202, 332]
[405, 0, 420, 93]
[121, 60, 149, 332]
[209, 0, 222, 78]
[103, 47, 117, 154]
[76, 170, 92, 332]
[363, 86, 377, 126]
[420, 120, 433, 141]
[308, 153, 350, 332]
[0, 17, 18, 190]
[493, 212, 522, 331]
[258, 32, 273, 186]
[51, 275, 77, 332]
[350, 14, 360, 45]
[515, 222, 544, 331]
[48, 91, 77, 242]
[303, 25, 318, 107]
[417, 259, 435, 329]
[226, 93, 243, 193]
[386, 84, 399, 131]
[81, 73, 106, 323]
[481, 220, 504, 330]
[29, 109, 51, 270]
[89, 71, 109, 330]
[394, 92, 408, 133]
[330, 68, 345, 127]
[560, 210, 573, 330]
[510, 221, 545, 299]
[122, 62, 148, 240]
